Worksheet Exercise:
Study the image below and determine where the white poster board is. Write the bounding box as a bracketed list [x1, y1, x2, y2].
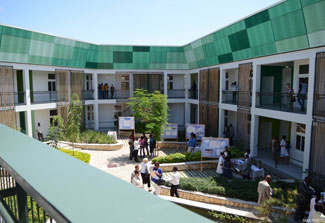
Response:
[118, 117, 135, 130]
[186, 124, 205, 140]
[162, 123, 178, 140]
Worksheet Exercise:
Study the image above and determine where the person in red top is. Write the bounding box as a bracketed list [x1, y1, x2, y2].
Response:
[139, 136, 145, 158]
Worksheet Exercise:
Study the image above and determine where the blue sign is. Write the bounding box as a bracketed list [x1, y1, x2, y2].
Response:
[186, 124, 205, 140]
[119, 117, 135, 130]
[201, 137, 229, 158]
[162, 123, 178, 139]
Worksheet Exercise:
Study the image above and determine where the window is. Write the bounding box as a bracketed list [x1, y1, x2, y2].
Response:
[299, 65, 309, 74]
[296, 135, 305, 152]
[48, 74, 56, 91]
[168, 75, 173, 90]
[121, 74, 130, 90]
[49, 109, 58, 126]
[87, 105, 94, 121]
[296, 124, 306, 134]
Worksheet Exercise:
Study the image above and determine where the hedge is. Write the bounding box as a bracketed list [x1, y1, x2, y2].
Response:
[64, 130, 117, 144]
[171, 177, 298, 206]
[59, 148, 91, 163]
[152, 147, 245, 164]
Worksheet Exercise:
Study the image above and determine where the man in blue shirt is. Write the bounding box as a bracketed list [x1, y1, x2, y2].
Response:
[187, 133, 197, 153]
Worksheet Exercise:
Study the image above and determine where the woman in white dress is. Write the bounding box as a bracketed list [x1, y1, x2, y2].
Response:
[216, 152, 225, 175]
[280, 136, 289, 164]
[308, 191, 322, 221]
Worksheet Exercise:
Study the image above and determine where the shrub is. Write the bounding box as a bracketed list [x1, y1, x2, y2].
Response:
[64, 130, 117, 144]
[209, 211, 249, 223]
[175, 177, 298, 206]
[59, 148, 90, 163]
[152, 152, 201, 164]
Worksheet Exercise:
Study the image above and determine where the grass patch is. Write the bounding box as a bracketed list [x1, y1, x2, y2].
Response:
[65, 130, 117, 144]
[59, 148, 90, 163]
[152, 147, 245, 164]
[172, 177, 297, 206]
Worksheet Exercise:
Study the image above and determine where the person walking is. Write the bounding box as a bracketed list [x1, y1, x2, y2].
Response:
[170, 167, 180, 197]
[149, 134, 156, 157]
[294, 177, 315, 222]
[298, 79, 307, 112]
[110, 84, 115, 99]
[229, 124, 234, 146]
[152, 162, 163, 195]
[140, 158, 152, 192]
[187, 133, 196, 153]
[257, 175, 272, 205]
[240, 154, 252, 179]
[216, 152, 225, 175]
[280, 136, 289, 164]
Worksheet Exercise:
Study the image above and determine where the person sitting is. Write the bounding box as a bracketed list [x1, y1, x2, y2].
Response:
[222, 156, 232, 179]
[240, 154, 252, 179]
[223, 146, 232, 159]
[312, 204, 325, 221]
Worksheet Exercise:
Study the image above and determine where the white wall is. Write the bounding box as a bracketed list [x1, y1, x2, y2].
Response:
[32, 70, 52, 91]
[34, 109, 52, 137]
[168, 103, 185, 126]
[170, 74, 185, 89]
[98, 74, 115, 87]
[98, 104, 115, 128]
[224, 68, 238, 90]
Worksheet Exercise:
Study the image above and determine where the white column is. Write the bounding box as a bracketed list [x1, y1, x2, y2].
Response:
[184, 103, 190, 124]
[23, 69, 33, 137]
[302, 119, 313, 179]
[306, 54, 316, 117]
[94, 103, 99, 131]
[163, 72, 168, 96]
[92, 72, 98, 100]
[218, 108, 224, 137]
[219, 68, 225, 103]
[250, 114, 259, 157]
[129, 72, 134, 97]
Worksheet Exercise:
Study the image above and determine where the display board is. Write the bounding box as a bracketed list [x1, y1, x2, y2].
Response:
[118, 117, 135, 130]
[186, 124, 205, 140]
[162, 123, 178, 140]
[201, 137, 229, 158]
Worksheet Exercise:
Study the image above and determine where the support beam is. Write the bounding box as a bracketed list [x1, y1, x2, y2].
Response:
[94, 103, 99, 131]
[24, 69, 33, 137]
[303, 120, 313, 179]
[163, 72, 168, 96]
[250, 114, 259, 157]
[218, 108, 224, 138]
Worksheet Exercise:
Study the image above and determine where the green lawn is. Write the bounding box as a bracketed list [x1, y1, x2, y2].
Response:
[59, 148, 90, 163]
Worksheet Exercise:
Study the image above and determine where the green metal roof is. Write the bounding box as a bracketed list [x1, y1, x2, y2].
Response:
[0, 124, 212, 223]
[0, 0, 324, 70]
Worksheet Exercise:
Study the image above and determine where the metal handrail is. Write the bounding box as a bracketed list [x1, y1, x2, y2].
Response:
[98, 89, 130, 99]
[167, 89, 185, 98]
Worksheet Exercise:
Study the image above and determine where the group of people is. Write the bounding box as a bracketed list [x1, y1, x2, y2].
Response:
[128, 133, 156, 162]
[270, 135, 290, 167]
[98, 83, 115, 99]
[216, 146, 234, 178]
[224, 124, 235, 146]
[286, 81, 308, 112]
[130, 160, 180, 197]
[258, 176, 325, 222]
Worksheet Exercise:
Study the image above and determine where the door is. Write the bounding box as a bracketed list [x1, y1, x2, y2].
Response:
[261, 76, 274, 105]
[259, 122, 272, 150]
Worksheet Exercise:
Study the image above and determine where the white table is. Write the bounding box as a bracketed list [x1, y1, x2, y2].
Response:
[250, 165, 264, 180]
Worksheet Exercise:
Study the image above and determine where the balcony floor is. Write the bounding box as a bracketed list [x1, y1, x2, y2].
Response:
[256, 104, 306, 114]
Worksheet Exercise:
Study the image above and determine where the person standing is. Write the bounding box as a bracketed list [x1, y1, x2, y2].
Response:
[222, 156, 232, 179]
[216, 152, 225, 175]
[286, 83, 295, 112]
[280, 136, 289, 164]
[170, 167, 180, 198]
[98, 84, 102, 99]
[140, 158, 151, 192]
[257, 175, 272, 205]
[307, 191, 322, 222]
[139, 136, 145, 158]
[223, 146, 232, 159]
[298, 79, 307, 112]
[224, 124, 230, 138]
[231, 82, 238, 104]
[103, 83, 108, 99]
[149, 134, 156, 157]
[143, 133, 149, 157]
[270, 136, 280, 168]
[294, 177, 315, 222]
[187, 133, 196, 153]
[240, 154, 252, 180]
[36, 123, 44, 142]
[152, 162, 163, 195]
[110, 84, 115, 99]
[229, 124, 234, 146]
[133, 138, 140, 162]
[128, 133, 135, 160]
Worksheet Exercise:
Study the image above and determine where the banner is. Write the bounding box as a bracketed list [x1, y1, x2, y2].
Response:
[118, 117, 135, 130]
[186, 124, 205, 140]
[201, 137, 229, 158]
[162, 123, 178, 139]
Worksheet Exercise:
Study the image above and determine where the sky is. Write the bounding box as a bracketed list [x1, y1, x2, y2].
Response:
[0, 0, 280, 46]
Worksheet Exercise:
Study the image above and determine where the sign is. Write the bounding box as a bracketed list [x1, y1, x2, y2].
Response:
[162, 123, 178, 140]
[201, 137, 229, 158]
[186, 124, 205, 140]
[118, 117, 135, 130]
[107, 131, 117, 141]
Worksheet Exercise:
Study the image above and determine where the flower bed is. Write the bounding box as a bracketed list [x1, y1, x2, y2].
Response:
[59, 148, 90, 163]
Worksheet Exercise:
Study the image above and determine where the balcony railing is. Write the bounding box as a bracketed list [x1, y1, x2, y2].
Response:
[84, 90, 95, 100]
[0, 92, 26, 106]
[188, 89, 198, 100]
[222, 90, 237, 105]
[256, 92, 307, 114]
[98, 89, 130, 100]
[167, 89, 185, 99]
[32, 91, 58, 104]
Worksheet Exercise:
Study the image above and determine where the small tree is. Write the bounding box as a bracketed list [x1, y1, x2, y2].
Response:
[66, 93, 83, 155]
[127, 89, 169, 141]
[47, 115, 65, 149]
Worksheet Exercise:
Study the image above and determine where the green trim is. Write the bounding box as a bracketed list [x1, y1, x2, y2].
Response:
[29, 70, 33, 103]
